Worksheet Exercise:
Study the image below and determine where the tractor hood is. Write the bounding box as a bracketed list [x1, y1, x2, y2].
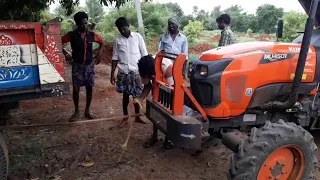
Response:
[199, 41, 315, 61]
[299, 0, 320, 25]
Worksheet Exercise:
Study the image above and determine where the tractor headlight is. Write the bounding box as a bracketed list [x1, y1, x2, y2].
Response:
[188, 62, 193, 73]
[200, 65, 208, 76]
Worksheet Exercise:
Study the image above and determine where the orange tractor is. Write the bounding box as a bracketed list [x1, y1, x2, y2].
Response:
[145, 0, 320, 179]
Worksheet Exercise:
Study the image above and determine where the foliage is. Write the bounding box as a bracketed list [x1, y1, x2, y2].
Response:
[256, 4, 284, 34]
[282, 11, 308, 42]
[183, 20, 204, 45]
[96, 2, 174, 43]
[86, 0, 105, 24]
[247, 28, 253, 34]
[0, 0, 147, 21]
[53, 5, 88, 35]
[40, 9, 54, 23]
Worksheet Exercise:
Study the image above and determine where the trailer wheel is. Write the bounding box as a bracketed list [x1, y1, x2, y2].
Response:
[228, 120, 318, 180]
[0, 133, 8, 180]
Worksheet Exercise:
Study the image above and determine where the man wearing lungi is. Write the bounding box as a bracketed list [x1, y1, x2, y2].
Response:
[62, 11, 104, 122]
[110, 17, 148, 127]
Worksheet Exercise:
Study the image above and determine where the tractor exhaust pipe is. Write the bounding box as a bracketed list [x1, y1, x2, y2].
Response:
[221, 132, 243, 153]
[262, 0, 319, 110]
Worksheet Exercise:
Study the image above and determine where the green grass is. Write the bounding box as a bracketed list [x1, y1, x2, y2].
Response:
[9, 143, 44, 175]
[188, 53, 199, 60]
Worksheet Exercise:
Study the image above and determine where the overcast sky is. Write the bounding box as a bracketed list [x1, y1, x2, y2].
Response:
[49, 0, 305, 15]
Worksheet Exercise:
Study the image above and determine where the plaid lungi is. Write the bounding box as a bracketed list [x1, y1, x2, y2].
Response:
[116, 71, 143, 97]
[72, 61, 95, 88]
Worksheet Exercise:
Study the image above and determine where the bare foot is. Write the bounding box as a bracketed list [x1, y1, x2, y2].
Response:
[85, 113, 97, 120]
[135, 117, 147, 124]
[118, 118, 129, 128]
[69, 111, 80, 122]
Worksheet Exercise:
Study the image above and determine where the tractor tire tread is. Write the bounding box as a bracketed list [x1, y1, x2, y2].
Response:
[228, 119, 318, 180]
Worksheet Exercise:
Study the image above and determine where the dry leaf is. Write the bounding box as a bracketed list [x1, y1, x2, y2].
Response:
[78, 161, 95, 167]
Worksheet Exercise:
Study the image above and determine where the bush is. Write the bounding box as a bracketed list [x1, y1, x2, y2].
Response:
[183, 20, 204, 45]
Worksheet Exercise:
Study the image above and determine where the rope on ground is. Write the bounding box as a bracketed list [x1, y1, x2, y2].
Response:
[0, 114, 142, 130]
[117, 101, 145, 163]
[117, 116, 134, 163]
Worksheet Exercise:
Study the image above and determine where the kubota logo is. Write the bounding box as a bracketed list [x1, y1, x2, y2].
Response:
[288, 47, 313, 53]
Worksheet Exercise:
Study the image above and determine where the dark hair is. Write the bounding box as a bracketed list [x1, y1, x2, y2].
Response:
[74, 11, 88, 25]
[138, 55, 155, 76]
[115, 17, 130, 28]
[216, 14, 231, 25]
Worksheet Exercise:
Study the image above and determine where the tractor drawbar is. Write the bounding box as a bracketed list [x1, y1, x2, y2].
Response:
[221, 132, 243, 153]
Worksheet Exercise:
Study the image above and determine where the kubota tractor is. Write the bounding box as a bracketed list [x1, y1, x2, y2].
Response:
[145, 0, 320, 179]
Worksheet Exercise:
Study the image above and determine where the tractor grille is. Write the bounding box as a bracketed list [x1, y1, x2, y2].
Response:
[190, 76, 221, 107]
[191, 81, 213, 106]
[157, 84, 173, 110]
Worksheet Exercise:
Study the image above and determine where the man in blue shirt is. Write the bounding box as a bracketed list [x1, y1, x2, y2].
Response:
[159, 17, 188, 58]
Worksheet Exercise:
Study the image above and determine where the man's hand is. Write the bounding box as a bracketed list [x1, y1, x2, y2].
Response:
[133, 98, 142, 107]
[65, 54, 72, 64]
[133, 98, 145, 115]
[110, 73, 116, 85]
[94, 46, 104, 65]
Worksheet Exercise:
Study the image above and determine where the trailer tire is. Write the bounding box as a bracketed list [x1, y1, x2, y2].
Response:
[228, 119, 318, 180]
[0, 133, 8, 180]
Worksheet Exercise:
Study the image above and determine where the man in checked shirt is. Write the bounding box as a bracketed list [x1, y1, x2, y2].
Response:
[216, 14, 235, 47]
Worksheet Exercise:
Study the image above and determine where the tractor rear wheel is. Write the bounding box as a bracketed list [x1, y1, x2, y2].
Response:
[228, 120, 318, 180]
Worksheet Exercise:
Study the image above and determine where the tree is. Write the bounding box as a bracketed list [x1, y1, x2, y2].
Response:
[256, 4, 284, 34]
[282, 11, 308, 42]
[224, 5, 251, 32]
[202, 6, 222, 31]
[163, 3, 184, 18]
[183, 20, 204, 44]
[180, 15, 194, 30]
[211, 6, 222, 20]
[96, 2, 174, 43]
[86, 0, 105, 24]
[0, 0, 148, 21]
[40, 9, 55, 23]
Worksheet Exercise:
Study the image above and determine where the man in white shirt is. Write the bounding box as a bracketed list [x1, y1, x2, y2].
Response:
[111, 17, 148, 127]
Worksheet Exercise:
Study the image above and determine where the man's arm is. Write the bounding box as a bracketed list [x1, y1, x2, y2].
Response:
[158, 35, 164, 51]
[182, 37, 189, 59]
[111, 39, 118, 85]
[93, 32, 104, 64]
[138, 34, 148, 57]
[139, 82, 152, 101]
[61, 32, 72, 62]
[218, 31, 231, 47]
[93, 32, 104, 47]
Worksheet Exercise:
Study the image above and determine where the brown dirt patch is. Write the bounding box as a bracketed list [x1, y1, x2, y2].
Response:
[257, 34, 272, 41]
[189, 43, 215, 54]
[93, 43, 114, 65]
[209, 35, 221, 43]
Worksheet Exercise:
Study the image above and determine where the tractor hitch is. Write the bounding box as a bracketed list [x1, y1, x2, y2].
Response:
[221, 132, 243, 153]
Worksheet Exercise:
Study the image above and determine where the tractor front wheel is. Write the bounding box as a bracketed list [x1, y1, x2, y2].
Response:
[228, 120, 318, 180]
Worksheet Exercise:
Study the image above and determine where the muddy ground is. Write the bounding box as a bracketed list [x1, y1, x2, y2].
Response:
[3, 63, 320, 180]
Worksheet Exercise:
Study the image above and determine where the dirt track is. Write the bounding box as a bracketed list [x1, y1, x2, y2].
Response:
[3, 64, 320, 180]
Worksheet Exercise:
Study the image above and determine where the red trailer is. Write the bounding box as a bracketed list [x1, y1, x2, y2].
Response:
[0, 18, 69, 178]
